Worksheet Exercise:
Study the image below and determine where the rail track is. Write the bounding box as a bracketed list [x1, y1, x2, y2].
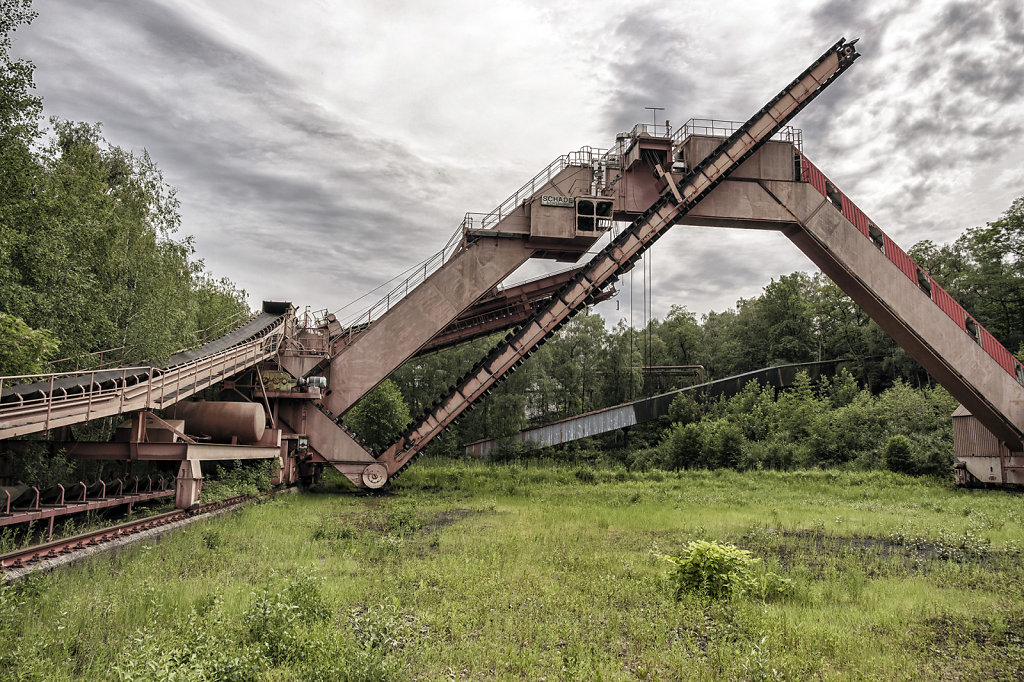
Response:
[0, 494, 252, 574]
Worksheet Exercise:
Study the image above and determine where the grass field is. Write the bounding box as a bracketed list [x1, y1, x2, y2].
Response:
[2, 459, 1023, 680]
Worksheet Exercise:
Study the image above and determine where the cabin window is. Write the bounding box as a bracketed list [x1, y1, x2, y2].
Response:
[916, 268, 932, 298]
[965, 316, 983, 346]
[576, 198, 613, 234]
[825, 180, 842, 208]
[868, 223, 885, 252]
[1016, 363, 1024, 386]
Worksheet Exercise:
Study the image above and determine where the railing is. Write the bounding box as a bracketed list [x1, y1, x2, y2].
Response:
[464, 147, 608, 232]
[629, 122, 673, 139]
[339, 146, 610, 335]
[45, 309, 256, 373]
[338, 226, 465, 333]
[48, 346, 126, 372]
[0, 321, 286, 439]
[195, 309, 251, 345]
[674, 118, 803, 151]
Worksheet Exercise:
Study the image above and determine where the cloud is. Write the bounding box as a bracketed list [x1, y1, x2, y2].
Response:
[14, 0, 1024, 326]
[20, 0, 474, 312]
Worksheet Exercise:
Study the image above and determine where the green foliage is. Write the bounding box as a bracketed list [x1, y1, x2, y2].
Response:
[645, 372, 957, 477]
[0, 2, 250, 375]
[0, 311, 57, 374]
[660, 421, 703, 470]
[661, 539, 791, 601]
[5, 442, 74, 488]
[668, 391, 702, 425]
[201, 459, 276, 502]
[343, 379, 412, 452]
[0, 0, 39, 140]
[885, 435, 914, 475]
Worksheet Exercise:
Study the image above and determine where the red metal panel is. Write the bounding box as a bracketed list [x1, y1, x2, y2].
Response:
[839, 195, 869, 238]
[800, 151, 1023, 384]
[885, 238, 917, 282]
[981, 327, 1016, 374]
[931, 282, 967, 330]
[799, 153, 828, 196]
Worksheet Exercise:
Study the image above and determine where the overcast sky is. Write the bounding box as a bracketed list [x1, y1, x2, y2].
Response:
[12, 0, 1024, 326]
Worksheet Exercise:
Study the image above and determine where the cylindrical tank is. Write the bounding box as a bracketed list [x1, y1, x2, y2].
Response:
[171, 401, 266, 444]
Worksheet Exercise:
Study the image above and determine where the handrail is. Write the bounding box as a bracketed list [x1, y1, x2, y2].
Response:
[0, 318, 286, 437]
[674, 118, 803, 151]
[47, 346, 126, 372]
[339, 146, 610, 335]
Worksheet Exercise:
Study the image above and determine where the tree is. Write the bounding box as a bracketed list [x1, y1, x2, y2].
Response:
[342, 379, 411, 452]
[0, 311, 56, 375]
[599, 319, 643, 404]
[657, 305, 702, 367]
[544, 313, 606, 417]
[0, 3, 250, 375]
[0, 0, 39, 140]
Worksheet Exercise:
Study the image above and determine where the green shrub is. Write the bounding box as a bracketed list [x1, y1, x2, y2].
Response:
[661, 540, 791, 601]
[884, 435, 914, 475]
[668, 392, 703, 425]
[702, 419, 746, 469]
[488, 438, 538, 463]
[659, 421, 704, 470]
[201, 459, 275, 502]
[626, 446, 663, 471]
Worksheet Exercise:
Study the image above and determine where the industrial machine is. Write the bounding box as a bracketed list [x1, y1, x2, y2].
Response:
[1, 37, 1019, 530]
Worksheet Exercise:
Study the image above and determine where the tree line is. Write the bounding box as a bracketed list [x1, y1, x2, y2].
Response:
[379, 194, 1024, 471]
[0, 2, 249, 377]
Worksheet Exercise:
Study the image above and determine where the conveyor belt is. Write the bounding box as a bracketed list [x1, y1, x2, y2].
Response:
[0, 303, 290, 439]
[1, 310, 285, 404]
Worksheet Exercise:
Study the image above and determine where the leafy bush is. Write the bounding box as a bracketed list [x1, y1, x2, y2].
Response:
[0, 312, 58, 375]
[201, 459, 275, 502]
[342, 379, 411, 452]
[641, 373, 957, 477]
[660, 421, 704, 470]
[488, 438, 539, 463]
[884, 435, 914, 475]
[661, 540, 791, 601]
[668, 392, 703, 425]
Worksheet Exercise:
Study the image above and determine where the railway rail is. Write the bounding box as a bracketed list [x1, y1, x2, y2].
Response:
[0, 494, 251, 574]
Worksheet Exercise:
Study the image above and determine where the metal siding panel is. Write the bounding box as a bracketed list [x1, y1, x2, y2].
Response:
[839, 195, 869, 238]
[931, 283, 967, 330]
[801, 152, 1020, 384]
[953, 414, 1002, 458]
[885, 239, 917, 282]
[981, 329, 1015, 374]
[800, 154, 828, 196]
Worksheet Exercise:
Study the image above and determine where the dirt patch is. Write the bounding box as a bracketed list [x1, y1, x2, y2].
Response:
[737, 526, 1009, 578]
[915, 614, 1024, 680]
[420, 508, 477, 535]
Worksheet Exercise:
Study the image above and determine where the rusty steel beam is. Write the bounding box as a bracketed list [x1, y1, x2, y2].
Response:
[1, 494, 249, 571]
[0, 489, 174, 530]
[416, 268, 616, 355]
